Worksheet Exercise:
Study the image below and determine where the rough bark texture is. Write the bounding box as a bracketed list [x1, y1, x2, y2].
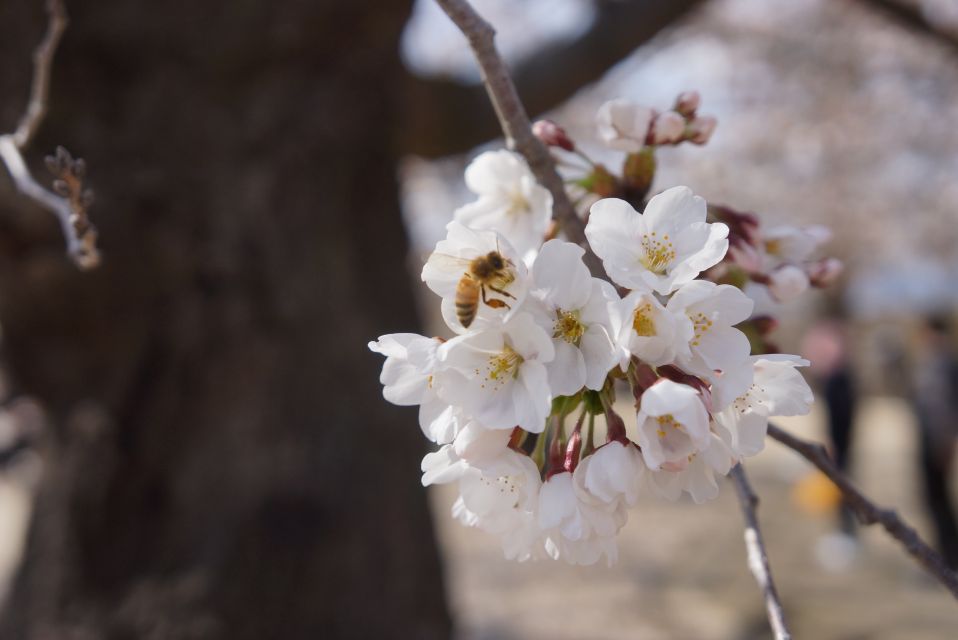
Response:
[0, 1, 452, 638]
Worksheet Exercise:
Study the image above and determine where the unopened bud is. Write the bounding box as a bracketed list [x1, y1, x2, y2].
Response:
[808, 257, 843, 288]
[532, 119, 575, 152]
[596, 98, 653, 153]
[674, 91, 700, 118]
[689, 115, 718, 145]
[728, 243, 764, 275]
[651, 111, 686, 145]
[767, 264, 810, 302]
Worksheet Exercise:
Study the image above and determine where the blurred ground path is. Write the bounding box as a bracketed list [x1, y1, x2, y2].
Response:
[432, 396, 958, 640]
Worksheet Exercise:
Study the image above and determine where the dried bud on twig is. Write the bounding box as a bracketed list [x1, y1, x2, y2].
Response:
[43, 146, 100, 269]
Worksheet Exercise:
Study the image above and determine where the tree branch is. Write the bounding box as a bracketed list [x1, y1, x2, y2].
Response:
[432, 0, 606, 277]
[730, 463, 791, 640]
[12, 0, 68, 149]
[404, 0, 705, 158]
[767, 423, 958, 599]
[0, 0, 99, 269]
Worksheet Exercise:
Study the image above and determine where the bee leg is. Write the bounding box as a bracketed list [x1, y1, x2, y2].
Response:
[488, 285, 516, 300]
[481, 287, 511, 309]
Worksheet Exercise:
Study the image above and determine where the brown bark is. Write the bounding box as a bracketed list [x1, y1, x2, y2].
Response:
[0, 1, 451, 638]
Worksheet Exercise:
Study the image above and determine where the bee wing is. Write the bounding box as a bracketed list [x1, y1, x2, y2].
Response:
[425, 252, 473, 272]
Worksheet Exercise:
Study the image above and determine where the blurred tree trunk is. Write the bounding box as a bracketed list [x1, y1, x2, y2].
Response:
[0, 1, 451, 638]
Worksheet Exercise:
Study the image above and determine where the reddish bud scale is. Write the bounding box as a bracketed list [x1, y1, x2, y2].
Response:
[563, 429, 582, 473]
[604, 407, 629, 444]
[508, 426, 524, 450]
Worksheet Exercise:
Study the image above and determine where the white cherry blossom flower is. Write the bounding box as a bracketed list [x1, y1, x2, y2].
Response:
[763, 224, 831, 264]
[712, 355, 813, 458]
[596, 98, 653, 152]
[454, 449, 544, 561]
[527, 239, 619, 395]
[453, 150, 553, 260]
[368, 333, 461, 443]
[437, 312, 554, 432]
[614, 290, 693, 368]
[579, 441, 645, 506]
[538, 470, 626, 566]
[767, 264, 810, 302]
[646, 433, 734, 504]
[586, 187, 729, 294]
[423, 222, 530, 332]
[667, 280, 754, 381]
[634, 379, 711, 470]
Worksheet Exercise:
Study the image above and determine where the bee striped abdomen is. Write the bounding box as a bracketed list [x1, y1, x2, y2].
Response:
[455, 275, 480, 328]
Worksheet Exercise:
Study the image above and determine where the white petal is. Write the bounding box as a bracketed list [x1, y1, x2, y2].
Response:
[532, 240, 592, 311]
[547, 340, 588, 397]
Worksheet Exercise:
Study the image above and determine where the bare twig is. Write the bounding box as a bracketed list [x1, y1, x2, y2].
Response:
[404, 0, 705, 158]
[730, 464, 791, 640]
[0, 0, 99, 269]
[767, 423, 958, 599]
[12, 0, 68, 150]
[432, 0, 606, 277]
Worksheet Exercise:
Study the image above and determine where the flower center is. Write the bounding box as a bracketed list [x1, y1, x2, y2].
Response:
[479, 474, 524, 508]
[765, 238, 782, 256]
[655, 413, 683, 438]
[553, 309, 585, 345]
[733, 384, 767, 413]
[479, 345, 524, 390]
[640, 232, 676, 274]
[689, 311, 714, 347]
[632, 303, 657, 337]
[506, 191, 532, 218]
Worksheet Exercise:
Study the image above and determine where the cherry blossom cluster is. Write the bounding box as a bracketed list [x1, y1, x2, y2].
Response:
[370, 94, 830, 565]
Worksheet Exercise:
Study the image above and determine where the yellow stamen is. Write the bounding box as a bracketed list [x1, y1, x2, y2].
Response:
[632, 303, 657, 337]
[640, 232, 676, 274]
[553, 309, 586, 345]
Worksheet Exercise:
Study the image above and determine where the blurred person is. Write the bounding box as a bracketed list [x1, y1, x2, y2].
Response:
[910, 315, 958, 569]
[803, 318, 859, 538]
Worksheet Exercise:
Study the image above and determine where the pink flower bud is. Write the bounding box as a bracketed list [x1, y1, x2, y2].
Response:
[689, 115, 718, 145]
[807, 257, 844, 288]
[651, 111, 685, 145]
[596, 98, 654, 152]
[728, 242, 764, 275]
[675, 91, 700, 118]
[532, 119, 575, 152]
[767, 264, 810, 302]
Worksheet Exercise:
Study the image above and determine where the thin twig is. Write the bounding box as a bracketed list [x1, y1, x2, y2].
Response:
[767, 423, 958, 599]
[730, 463, 791, 640]
[0, 0, 99, 269]
[12, 0, 68, 150]
[432, 0, 606, 278]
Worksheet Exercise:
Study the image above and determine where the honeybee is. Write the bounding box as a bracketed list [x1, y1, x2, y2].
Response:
[429, 250, 516, 328]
